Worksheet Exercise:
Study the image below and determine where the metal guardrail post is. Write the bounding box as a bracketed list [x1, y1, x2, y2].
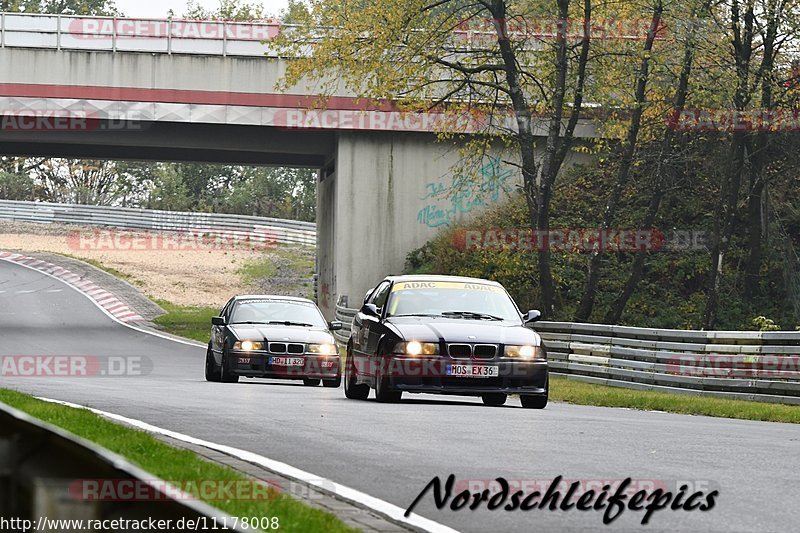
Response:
[56, 15, 61, 50]
[222, 21, 227, 56]
[111, 16, 116, 52]
[1, 13, 5, 48]
[167, 16, 172, 54]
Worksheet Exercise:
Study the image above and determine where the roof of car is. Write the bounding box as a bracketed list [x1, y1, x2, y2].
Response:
[233, 295, 316, 303]
[383, 274, 503, 286]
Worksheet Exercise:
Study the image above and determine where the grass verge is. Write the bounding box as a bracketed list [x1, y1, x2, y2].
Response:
[0, 388, 357, 533]
[152, 299, 218, 343]
[549, 375, 800, 424]
[238, 257, 279, 284]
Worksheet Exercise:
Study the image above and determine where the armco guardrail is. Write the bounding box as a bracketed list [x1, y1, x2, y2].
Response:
[332, 303, 800, 405]
[0, 401, 244, 530]
[0, 199, 317, 247]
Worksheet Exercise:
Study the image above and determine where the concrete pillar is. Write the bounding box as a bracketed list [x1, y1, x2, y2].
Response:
[327, 131, 516, 317]
[316, 166, 337, 319]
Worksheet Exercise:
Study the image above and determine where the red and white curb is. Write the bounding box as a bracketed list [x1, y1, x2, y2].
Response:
[0, 251, 145, 323]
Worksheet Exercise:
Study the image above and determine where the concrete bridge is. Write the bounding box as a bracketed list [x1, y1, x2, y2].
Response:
[0, 12, 595, 317]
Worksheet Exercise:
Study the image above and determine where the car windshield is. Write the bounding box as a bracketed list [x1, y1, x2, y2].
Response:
[385, 281, 521, 322]
[230, 300, 327, 327]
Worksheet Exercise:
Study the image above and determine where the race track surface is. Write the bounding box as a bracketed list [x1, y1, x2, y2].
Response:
[1, 259, 797, 532]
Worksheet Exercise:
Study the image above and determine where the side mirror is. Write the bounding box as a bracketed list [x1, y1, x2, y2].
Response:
[361, 303, 380, 318]
[212, 316, 226, 326]
[524, 310, 542, 323]
[329, 320, 343, 331]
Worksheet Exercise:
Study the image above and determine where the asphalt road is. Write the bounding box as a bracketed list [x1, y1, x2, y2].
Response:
[1, 259, 798, 533]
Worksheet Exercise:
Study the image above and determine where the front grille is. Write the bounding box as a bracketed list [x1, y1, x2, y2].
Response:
[473, 344, 497, 359]
[448, 344, 472, 358]
[269, 342, 305, 354]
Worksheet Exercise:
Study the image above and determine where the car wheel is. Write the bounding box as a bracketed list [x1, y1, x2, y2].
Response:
[375, 359, 402, 403]
[520, 394, 548, 409]
[322, 376, 341, 388]
[481, 393, 507, 406]
[521, 375, 548, 409]
[303, 378, 321, 386]
[519, 394, 547, 409]
[205, 344, 221, 382]
[220, 351, 239, 383]
[344, 348, 369, 400]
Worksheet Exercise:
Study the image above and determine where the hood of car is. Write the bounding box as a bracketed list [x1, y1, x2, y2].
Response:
[228, 324, 334, 344]
[385, 316, 542, 345]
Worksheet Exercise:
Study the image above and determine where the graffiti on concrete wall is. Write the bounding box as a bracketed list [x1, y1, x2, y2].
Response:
[416, 157, 514, 228]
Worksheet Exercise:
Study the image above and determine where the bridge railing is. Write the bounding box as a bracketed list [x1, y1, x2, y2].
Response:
[0, 12, 286, 57]
[0, 400, 246, 530]
[0, 199, 317, 247]
[332, 303, 800, 405]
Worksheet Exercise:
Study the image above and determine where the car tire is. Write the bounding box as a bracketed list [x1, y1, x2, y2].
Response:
[322, 376, 341, 388]
[205, 344, 221, 382]
[521, 375, 548, 409]
[303, 378, 321, 386]
[220, 351, 239, 383]
[520, 395, 548, 409]
[481, 393, 507, 406]
[375, 359, 402, 403]
[344, 348, 369, 400]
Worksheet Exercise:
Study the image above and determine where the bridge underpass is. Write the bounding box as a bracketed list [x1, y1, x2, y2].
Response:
[0, 12, 596, 318]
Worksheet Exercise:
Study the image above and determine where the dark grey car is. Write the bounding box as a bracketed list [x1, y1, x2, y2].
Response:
[205, 295, 342, 387]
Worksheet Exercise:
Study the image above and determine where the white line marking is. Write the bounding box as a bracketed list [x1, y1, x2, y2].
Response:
[36, 397, 458, 533]
[16, 289, 36, 294]
[45, 289, 63, 293]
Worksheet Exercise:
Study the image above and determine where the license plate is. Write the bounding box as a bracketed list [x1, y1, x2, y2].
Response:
[446, 364, 499, 378]
[269, 357, 304, 366]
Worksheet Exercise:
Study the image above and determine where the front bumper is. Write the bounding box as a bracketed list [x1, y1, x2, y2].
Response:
[379, 356, 548, 396]
[229, 352, 340, 379]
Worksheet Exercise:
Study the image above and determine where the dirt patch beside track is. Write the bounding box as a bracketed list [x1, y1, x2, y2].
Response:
[0, 220, 313, 308]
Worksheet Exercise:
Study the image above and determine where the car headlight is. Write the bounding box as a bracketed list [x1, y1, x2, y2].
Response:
[394, 341, 439, 356]
[307, 343, 337, 355]
[234, 340, 265, 351]
[504, 345, 542, 359]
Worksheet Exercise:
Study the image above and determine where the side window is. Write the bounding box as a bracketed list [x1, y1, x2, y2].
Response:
[370, 282, 391, 311]
[222, 299, 234, 321]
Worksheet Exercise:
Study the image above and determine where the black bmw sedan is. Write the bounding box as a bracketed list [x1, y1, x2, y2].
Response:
[344, 275, 548, 407]
[205, 295, 342, 387]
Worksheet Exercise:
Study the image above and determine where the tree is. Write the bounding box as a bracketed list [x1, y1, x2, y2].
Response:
[702, 0, 799, 328]
[275, 0, 600, 317]
[573, 1, 665, 321]
[33, 159, 123, 205]
[184, 0, 267, 20]
[0, 171, 35, 201]
[603, 0, 709, 324]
